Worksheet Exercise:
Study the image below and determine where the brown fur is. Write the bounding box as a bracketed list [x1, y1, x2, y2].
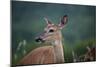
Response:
[18, 46, 56, 65]
[18, 15, 68, 65]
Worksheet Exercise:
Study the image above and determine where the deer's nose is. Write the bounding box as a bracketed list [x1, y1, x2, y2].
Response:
[35, 37, 44, 43]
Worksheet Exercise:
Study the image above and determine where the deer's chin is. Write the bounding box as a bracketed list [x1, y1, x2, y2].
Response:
[35, 37, 45, 43]
[39, 39, 45, 43]
[36, 40, 45, 44]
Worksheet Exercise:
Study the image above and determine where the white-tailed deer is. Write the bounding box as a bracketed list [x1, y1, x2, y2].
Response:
[18, 15, 68, 65]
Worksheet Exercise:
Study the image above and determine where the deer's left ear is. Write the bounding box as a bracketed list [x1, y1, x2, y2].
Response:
[58, 15, 68, 29]
[44, 17, 52, 25]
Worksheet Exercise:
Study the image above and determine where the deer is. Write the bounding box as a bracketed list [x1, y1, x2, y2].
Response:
[17, 15, 68, 65]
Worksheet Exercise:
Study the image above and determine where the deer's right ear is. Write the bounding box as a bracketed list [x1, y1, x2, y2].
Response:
[59, 15, 68, 29]
[44, 17, 52, 25]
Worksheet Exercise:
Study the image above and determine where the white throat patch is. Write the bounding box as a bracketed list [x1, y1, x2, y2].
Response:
[52, 40, 62, 46]
[55, 40, 60, 45]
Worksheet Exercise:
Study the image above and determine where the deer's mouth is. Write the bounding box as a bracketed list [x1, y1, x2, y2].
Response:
[35, 37, 45, 43]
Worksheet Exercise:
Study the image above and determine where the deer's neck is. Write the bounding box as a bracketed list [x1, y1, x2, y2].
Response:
[52, 32, 64, 63]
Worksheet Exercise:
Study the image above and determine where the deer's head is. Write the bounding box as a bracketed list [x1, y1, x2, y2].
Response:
[35, 15, 68, 44]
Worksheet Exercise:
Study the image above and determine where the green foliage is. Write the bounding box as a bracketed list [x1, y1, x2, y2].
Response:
[63, 38, 96, 63]
[12, 38, 95, 66]
[12, 1, 96, 66]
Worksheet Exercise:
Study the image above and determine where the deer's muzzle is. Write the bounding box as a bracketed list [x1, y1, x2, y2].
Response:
[35, 37, 45, 43]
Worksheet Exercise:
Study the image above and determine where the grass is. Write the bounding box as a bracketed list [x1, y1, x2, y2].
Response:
[12, 38, 96, 66]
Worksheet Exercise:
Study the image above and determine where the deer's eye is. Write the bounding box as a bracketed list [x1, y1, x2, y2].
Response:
[49, 29, 54, 32]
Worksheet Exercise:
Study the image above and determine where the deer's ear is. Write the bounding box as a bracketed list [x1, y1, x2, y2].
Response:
[59, 15, 68, 29]
[44, 17, 52, 25]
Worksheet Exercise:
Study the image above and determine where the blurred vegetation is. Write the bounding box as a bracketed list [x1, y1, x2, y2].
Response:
[12, 38, 96, 65]
[11, 1, 96, 66]
[64, 38, 96, 63]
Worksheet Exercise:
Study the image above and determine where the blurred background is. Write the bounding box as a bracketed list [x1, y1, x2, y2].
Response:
[12, 1, 96, 65]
